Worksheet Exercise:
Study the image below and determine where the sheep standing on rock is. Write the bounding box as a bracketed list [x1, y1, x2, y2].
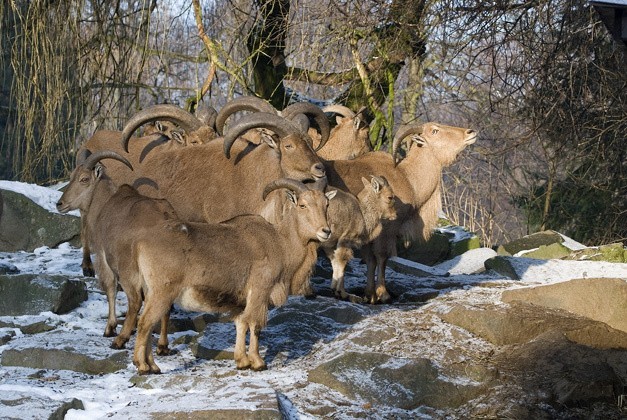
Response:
[324, 122, 477, 303]
[131, 179, 336, 374]
[321, 175, 396, 302]
[56, 151, 176, 353]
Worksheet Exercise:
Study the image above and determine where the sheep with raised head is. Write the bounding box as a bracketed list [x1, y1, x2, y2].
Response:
[131, 178, 336, 374]
[321, 175, 397, 302]
[324, 122, 477, 303]
[56, 151, 176, 353]
[319, 105, 371, 160]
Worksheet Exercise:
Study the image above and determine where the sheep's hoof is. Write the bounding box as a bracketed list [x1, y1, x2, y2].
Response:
[376, 288, 392, 304]
[110, 340, 126, 350]
[156, 345, 170, 356]
[236, 357, 252, 370]
[251, 364, 267, 372]
[82, 266, 95, 277]
[103, 329, 117, 338]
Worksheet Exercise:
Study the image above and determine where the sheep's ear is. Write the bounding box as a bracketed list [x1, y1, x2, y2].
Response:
[411, 134, 426, 147]
[154, 121, 164, 132]
[370, 176, 382, 193]
[171, 131, 185, 145]
[361, 176, 370, 189]
[286, 190, 298, 205]
[94, 163, 105, 179]
[325, 189, 337, 200]
[262, 134, 279, 150]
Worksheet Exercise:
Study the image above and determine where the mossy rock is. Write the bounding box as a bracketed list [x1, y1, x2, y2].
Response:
[519, 242, 572, 260]
[397, 232, 450, 265]
[566, 243, 626, 263]
[497, 230, 564, 256]
[450, 235, 481, 258]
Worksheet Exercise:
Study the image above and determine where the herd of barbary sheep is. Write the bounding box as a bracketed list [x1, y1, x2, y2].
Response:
[56, 96, 477, 374]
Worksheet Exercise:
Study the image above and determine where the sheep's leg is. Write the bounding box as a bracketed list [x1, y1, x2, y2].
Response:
[234, 318, 251, 370]
[361, 244, 378, 304]
[80, 216, 95, 277]
[133, 291, 169, 375]
[247, 324, 266, 371]
[330, 246, 362, 303]
[111, 284, 142, 349]
[95, 255, 118, 337]
[375, 255, 392, 304]
[156, 310, 170, 356]
[288, 242, 318, 297]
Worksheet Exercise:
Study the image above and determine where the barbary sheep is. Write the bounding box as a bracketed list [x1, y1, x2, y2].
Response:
[75, 104, 216, 277]
[324, 122, 477, 303]
[56, 150, 176, 353]
[317, 105, 372, 160]
[131, 178, 336, 374]
[321, 175, 396, 302]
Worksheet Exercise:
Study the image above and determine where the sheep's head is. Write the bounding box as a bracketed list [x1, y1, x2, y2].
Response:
[262, 178, 336, 242]
[392, 122, 477, 166]
[360, 175, 397, 221]
[223, 113, 327, 184]
[121, 104, 215, 153]
[57, 151, 133, 213]
[317, 105, 371, 160]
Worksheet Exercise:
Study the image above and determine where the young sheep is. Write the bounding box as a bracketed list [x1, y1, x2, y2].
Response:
[325, 122, 477, 304]
[131, 179, 336, 374]
[56, 151, 177, 353]
[321, 175, 396, 302]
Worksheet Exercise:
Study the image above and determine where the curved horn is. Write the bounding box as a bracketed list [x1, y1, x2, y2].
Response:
[223, 113, 302, 159]
[322, 104, 356, 118]
[195, 103, 218, 129]
[215, 96, 278, 136]
[75, 148, 92, 166]
[281, 102, 330, 151]
[83, 150, 133, 172]
[121, 105, 204, 153]
[392, 123, 424, 166]
[262, 178, 309, 201]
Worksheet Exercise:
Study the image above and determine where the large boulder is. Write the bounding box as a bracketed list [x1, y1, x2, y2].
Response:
[0, 274, 87, 316]
[501, 278, 627, 333]
[0, 188, 80, 252]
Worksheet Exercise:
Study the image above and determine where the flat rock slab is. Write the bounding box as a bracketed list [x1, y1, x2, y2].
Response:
[130, 371, 282, 419]
[0, 274, 87, 315]
[502, 277, 627, 334]
[440, 301, 627, 349]
[308, 351, 490, 410]
[0, 331, 128, 374]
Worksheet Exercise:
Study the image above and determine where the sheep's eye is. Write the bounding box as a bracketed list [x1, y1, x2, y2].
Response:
[299, 204, 306, 209]
[284, 143, 294, 150]
[431, 128, 439, 135]
[80, 176, 90, 184]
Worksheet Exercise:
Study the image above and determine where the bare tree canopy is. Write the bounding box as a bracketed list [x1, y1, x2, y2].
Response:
[1, 0, 625, 245]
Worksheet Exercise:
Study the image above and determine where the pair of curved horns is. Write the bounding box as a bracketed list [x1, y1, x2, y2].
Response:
[120, 105, 207, 153]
